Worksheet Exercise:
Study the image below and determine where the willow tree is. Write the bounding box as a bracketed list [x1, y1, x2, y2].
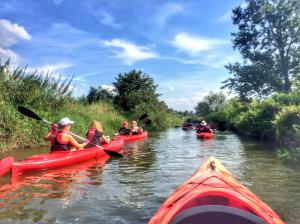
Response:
[222, 0, 300, 100]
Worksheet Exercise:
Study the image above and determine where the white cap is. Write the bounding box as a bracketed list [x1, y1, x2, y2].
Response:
[200, 120, 207, 126]
[58, 117, 74, 126]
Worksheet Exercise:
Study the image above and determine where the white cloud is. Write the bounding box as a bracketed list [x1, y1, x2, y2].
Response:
[95, 10, 122, 29]
[35, 62, 72, 73]
[155, 3, 184, 27]
[102, 39, 158, 65]
[0, 19, 31, 48]
[217, 11, 232, 23]
[172, 32, 229, 56]
[101, 84, 115, 93]
[0, 47, 21, 64]
[168, 86, 175, 92]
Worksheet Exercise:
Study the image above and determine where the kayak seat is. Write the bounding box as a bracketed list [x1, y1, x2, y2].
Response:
[170, 205, 267, 224]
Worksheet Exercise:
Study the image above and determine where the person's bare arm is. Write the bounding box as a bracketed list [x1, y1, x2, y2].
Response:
[102, 135, 110, 144]
[68, 135, 87, 149]
[44, 131, 51, 141]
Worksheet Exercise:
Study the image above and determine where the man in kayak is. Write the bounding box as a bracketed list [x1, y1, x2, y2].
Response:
[86, 120, 110, 146]
[116, 120, 131, 135]
[47, 118, 89, 151]
[196, 121, 212, 133]
[130, 120, 143, 135]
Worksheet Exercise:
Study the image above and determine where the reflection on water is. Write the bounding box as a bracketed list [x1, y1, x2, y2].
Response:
[0, 128, 299, 223]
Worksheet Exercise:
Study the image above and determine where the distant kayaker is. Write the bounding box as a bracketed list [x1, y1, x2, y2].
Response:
[86, 120, 110, 146]
[44, 123, 58, 151]
[50, 118, 89, 151]
[131, 120, 143, 135]
[196, 121, 212, 133]
[116, 120, 131, 135]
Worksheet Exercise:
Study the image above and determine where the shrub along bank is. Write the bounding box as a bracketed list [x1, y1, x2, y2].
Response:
[0, 62, 181, 154]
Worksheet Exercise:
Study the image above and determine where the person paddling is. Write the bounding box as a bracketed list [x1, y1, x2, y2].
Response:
[86, 120, 110, 146]
[116, 120, 131, 135]
[131, 120, 143, 135]
[49, 118, 89, 151]
[44, 123, 59, 151]
[196, 120, 212, 133]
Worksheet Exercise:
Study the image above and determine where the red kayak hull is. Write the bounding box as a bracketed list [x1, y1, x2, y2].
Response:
[0, 156, 14, 177]
[11, 139, 124, 175]
[149, 157, 284, 224]
[196, 132, 213, 139]
[115, 131, 148, 142]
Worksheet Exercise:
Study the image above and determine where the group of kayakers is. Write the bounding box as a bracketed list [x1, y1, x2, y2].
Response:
[44, 118, 143, 152]
[182, 120, 213, 133]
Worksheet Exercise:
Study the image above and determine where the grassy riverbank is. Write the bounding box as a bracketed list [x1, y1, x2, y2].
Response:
[0, 63, 181, 155]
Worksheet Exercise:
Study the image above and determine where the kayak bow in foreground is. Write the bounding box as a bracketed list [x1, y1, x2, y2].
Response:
[149, 157, 284, 224]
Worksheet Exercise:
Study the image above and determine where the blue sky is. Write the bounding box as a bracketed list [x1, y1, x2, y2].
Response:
[0, 0, 244, 111]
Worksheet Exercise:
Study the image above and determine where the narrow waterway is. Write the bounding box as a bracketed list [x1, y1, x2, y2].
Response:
[0, 128, 299, 223]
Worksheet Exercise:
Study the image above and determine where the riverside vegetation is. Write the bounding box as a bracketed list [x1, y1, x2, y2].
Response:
[0, 61, 181, 154]
[195, 0, 300, 162]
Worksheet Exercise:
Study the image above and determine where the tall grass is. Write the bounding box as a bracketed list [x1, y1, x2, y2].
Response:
[0, 61, 181, 154]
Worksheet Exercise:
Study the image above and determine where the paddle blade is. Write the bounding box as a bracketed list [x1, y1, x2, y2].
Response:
[18, 106, 42, 121]
[145, 119, 151, 125]
[139, 114, 148, 121]
[104, 149, 123, 157]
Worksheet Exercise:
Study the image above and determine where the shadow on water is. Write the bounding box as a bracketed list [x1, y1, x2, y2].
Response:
[0, 128, 299, 223]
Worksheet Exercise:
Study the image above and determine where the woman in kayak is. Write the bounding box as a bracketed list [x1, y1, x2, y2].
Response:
[44, 123, 59, 151]
[196, 121, 212, 133]
[131, 120, 143, 135]
[50, 118, 89, 151]
[116, 120, 131, 135]
[86, 120, 110, 145]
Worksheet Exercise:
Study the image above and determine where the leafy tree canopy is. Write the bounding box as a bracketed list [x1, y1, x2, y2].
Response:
[222, 0, 300, 100]
[195, 91, 226, 115]
[86, 87, 115, 104]
[113, 70, 160, 111]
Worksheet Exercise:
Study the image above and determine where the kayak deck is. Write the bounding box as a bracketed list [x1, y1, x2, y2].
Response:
[115, 131, 148, 142]
[11, 139, 124, 175]
[0, 156, 14, 177]
[196, 132, 213, 139]
[149, 157, 284, 224]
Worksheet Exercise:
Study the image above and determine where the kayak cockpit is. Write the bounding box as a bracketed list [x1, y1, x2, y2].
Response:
[170, 205, 266, 224]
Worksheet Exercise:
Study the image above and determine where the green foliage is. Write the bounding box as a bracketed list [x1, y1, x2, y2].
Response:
[274, 105, 300, 147]
[222, 0, 300, 99]
[86, 87, 115, 104]
[195, 91, 226, 116]
[113, 70, 159, 111]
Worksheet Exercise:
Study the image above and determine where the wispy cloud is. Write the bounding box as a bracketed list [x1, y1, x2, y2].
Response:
[217, 11, 232, 23]
[172, 32, 229, 56]
[35, 62, 72, 73]
[155, 2, 184, 27]
[0, 47, 20, 64]
[53, 0, 64, 5]
[94, 10, 122, 29]
[102, 39, 158, 65]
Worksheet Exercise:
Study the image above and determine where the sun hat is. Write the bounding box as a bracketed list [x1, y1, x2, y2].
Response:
[200, 120, 207, 126]
[58, 117, 74, 126]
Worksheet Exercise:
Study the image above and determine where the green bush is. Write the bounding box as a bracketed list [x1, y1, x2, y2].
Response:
[274, 105, 300, 147]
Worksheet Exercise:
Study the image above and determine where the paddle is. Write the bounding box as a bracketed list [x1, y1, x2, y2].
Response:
[17, 106, 123, 157]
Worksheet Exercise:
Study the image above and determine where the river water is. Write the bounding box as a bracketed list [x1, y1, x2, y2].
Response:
[0, 128, 299, 223]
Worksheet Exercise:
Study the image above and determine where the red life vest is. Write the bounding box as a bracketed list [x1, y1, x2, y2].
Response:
[86, 127, 96, 141]
[49, 129, 58, 147]
[52, 131, 71, 151]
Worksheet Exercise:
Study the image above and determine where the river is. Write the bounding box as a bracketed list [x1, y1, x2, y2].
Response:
[0, 128, 299, 223]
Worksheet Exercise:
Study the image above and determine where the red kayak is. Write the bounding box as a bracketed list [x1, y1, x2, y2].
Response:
[149, 157, 284, 224]
[0, 156, 14, 177]
[197, 132, 213, 139]
[11, 139, 124, 175]
[115, 131, 148, 142]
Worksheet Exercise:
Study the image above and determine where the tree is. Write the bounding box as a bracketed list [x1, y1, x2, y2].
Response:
[113, 70, 160, 111]
[195, 92, 226, 115]
[222, 0, 300, 99]
[86, 86, 115, 104]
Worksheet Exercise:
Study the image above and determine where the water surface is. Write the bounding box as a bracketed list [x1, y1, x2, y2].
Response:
[0, 128, 299, 223]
